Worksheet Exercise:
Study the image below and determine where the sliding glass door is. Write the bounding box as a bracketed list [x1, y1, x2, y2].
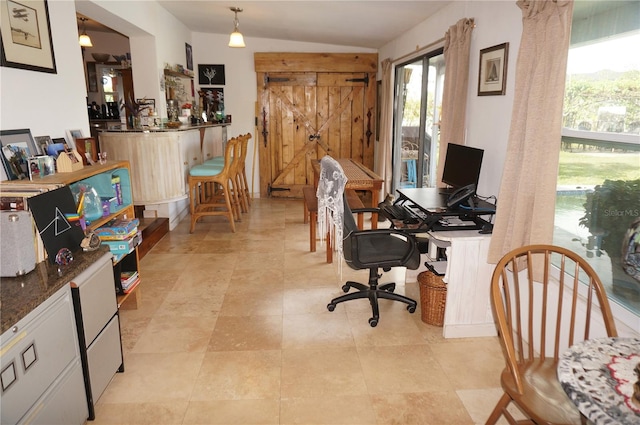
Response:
[392, 49, 444, 191]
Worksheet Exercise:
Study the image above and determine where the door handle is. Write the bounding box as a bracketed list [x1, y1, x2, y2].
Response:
[309, 134, 320, 141]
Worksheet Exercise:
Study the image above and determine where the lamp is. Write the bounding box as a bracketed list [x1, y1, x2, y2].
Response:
[228, 7, 245, 48]
[78, 17, 93, 48]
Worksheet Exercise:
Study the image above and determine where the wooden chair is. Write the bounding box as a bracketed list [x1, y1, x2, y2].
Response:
[205, 133, 252, 212]
[486, 245, 617, 425]
[188, 137, 239, 233]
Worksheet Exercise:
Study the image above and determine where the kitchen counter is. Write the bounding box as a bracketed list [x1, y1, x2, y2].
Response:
[100, 121, 229, 133]
[0, 246, 111, 334]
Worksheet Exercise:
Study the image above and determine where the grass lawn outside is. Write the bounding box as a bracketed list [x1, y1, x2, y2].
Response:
[558, 150, 640, 186]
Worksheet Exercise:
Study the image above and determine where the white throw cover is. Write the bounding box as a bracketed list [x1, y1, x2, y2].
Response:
[317, 156, 347, 274]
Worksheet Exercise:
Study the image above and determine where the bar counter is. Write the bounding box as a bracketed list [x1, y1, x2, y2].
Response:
[99, 123, 229, 229]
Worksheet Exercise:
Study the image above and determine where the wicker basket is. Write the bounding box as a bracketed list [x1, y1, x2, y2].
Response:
[418, 271, 447, 326]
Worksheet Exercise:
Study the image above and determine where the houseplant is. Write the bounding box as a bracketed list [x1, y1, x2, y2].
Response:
[580, 178, 640, 284]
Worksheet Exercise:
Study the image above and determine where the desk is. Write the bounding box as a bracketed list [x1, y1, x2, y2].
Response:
[312, 158, 383, 207]
[557, 337, 640, 424]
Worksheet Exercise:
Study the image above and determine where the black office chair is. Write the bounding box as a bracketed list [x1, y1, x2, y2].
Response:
[319, 156, 419, 327]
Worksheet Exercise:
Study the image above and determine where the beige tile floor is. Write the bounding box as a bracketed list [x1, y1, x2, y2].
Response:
[92, 198, 514, 425]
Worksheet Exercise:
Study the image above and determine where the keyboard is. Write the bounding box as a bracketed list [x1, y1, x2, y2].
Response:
[382, 204, 411, 220]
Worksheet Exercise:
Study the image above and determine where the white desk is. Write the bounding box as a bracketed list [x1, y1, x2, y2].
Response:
[422, 229, 497, 339]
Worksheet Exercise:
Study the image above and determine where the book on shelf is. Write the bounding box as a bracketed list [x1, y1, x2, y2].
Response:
[121, 270, 139, 287]
[122, 276, 140, 294]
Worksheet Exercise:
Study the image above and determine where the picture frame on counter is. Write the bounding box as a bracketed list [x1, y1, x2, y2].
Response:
[0, 129, 38, 180]
[34, 135, 53, 156]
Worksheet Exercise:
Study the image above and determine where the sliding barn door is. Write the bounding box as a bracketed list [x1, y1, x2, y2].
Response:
[255, 53, 377, 198]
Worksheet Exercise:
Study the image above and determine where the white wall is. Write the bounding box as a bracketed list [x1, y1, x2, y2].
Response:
[0, 0, 88, 181]
[379, 1, 522, 200]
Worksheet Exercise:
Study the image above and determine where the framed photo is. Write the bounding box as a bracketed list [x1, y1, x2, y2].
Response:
[0, 0, 57, 73]
[185, 43, 193, 71]
[198, 64, 225, 86]
[65, 129, 83, 149]
[0, 129, 38, 180]
[34, 135, 52, 156]
[478, 42, 509, 96]
[28, 155, 54, 180]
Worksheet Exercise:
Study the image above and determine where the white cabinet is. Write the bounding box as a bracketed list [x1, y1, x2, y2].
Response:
[71, 251, 123, 420]
[0, 285, 87, 425]
[424, 230, 497, 339]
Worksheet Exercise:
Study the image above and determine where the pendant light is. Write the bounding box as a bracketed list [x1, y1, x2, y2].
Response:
[228, 7, 245, 48]
[78, 17, 93, 48]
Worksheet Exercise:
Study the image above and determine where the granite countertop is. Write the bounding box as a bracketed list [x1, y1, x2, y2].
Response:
[0, 247, 111, 334]
[100, 122, 229, 133]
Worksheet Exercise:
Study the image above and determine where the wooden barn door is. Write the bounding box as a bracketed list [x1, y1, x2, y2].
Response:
[255, 53, 377, 198]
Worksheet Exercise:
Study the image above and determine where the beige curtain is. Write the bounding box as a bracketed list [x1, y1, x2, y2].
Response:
[488, 0, 574, 263]
[436, 18, 475, 186]
[376, 58, 393, 201]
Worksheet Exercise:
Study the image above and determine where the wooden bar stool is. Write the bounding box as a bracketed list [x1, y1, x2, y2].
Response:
[188, 137, 239, 233]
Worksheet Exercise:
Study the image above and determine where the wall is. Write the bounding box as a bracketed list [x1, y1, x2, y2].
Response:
[378, 1, 522, 200]
[0, 0, 87, 181]
[0, 0, 518, 197]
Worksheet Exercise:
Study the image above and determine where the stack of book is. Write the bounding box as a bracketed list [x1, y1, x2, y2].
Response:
[96, 218, 142, 262]
[119, 270, 140, 294]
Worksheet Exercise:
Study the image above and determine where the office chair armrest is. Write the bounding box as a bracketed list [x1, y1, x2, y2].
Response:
[350, 207, 380, 214]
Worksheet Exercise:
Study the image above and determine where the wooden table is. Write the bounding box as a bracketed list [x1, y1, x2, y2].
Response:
[557, 337, 640, 424]
[312, 158, 383, 207]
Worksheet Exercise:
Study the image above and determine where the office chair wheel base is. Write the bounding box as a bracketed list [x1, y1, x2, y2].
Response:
[327, 303, 336, 312]
[407, 305, 416, 314]
[368, 318, 378, 327]
[341, 284, 351, 293]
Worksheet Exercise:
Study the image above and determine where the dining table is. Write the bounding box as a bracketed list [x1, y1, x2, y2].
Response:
[311, 158, 383, 208]
[557, 337, 640, 425]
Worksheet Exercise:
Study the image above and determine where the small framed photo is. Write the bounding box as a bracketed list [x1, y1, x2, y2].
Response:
[28, 155, 55, 180]
[478, 42, 509, 96]
[0, 0, 57, 74]
[198, 64, 225, 86]
[34, 135, 53, 156]
[0, 129, 38, 180]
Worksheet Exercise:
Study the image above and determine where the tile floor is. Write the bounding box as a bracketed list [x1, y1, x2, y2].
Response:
[92, 198, 514, 425]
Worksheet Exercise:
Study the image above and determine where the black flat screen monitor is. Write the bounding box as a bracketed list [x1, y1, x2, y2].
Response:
[441, 143, 484, 189]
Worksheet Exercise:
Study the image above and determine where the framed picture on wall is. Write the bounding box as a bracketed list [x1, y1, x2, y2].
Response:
[185, 43, 193, 71]
[478, 43, 509, 96]
[0, 129, 38, 180]
[198, 64, 225, 85]
[0, 0, 57, 73]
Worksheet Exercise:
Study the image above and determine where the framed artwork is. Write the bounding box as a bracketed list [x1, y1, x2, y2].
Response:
[0, 0, 57, 73]
[34, 135, 52, 155]
[478, 43, 509, 96]
[0, 129, 38, 180]
[198, 64, 225, 85]
[185, 43, 193, 71]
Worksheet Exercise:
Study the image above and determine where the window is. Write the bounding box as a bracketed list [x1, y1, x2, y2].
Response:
[392, 49, 444, 191]
[554, 2, 640, 316]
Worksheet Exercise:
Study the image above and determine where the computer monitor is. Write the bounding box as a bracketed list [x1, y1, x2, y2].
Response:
[441, 143, 484, 189]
